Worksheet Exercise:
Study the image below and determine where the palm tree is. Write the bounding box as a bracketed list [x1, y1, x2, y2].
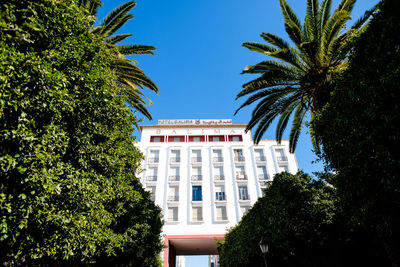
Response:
[78, 0, 158, 120]
[235, 0, 376, 153]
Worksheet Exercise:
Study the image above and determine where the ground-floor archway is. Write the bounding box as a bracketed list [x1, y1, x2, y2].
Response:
[163, 234, 225, 267]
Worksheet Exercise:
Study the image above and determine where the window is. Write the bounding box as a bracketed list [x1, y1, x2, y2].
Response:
[170, 150, 180, 163]
[216, 206, 227, 220]
[191, 150, 202, 163]
[150, 136, 164, 142]
[191, 167, 202, 181]
[209, 135, 225, 142]
[168, 186, 179, 201]
[215, 185, 226, 201]
[192, 186, 202, 201]
[278, 165, 289, 173]
[149, 150, 159, 163]
[228, 135, 243, 142]
[214, 166, 224, 181]
[192, 207, 203, 221]
[167, 207, 178, 221]
[255, 149, 266, 161]
[238, 185, 249, 200]
[234, 149, 245, 162]
[169, 167, 180, 181]
[276, 148, 288, 162]
[212, 149, 223, 163]
[236, 166, 246, 180]
[257, 166, 268, 180]
[168, 136, 185, 142]
[147, 186, 156, 201]
[146, 168, 157, 182]
[189, 135, 205, 142]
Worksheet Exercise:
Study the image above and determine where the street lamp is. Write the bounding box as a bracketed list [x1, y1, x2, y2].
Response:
[259, 237, 268, 267]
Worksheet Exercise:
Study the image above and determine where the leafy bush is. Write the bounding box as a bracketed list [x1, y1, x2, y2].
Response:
[316, 0, 400, 264]
[0, 0, 162, 265]
[218, 172, 389, 267]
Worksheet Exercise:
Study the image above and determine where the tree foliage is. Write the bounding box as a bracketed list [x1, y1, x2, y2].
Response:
[217, 172, 389, 267]
[235, 0, 376, 153]
[315, 0, 400, 264]
[0, 0, 162, 265]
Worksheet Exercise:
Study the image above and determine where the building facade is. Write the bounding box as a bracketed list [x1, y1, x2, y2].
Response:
[136, 119, 298, 267]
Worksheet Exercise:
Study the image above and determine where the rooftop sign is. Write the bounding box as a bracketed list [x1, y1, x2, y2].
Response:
[158, 119, 232, 126]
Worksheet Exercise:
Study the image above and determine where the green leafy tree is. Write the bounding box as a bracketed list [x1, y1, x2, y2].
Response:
[78, 0, 158, 120]
[316, 0, 400, 265]
[0, 0, 162, 265]
[235, 0, 376, 152]
[217, 172, 389, 267]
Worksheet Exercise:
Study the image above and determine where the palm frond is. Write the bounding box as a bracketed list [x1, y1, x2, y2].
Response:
[275, 100, 300, 143]
[309, 111, 321, 154]
[321, 10, 351, 57]
[279, 0, 302, 31]
[100, 1, 136, 34]
[118, 72, 158, 93]
[235, 87, 297, 115]
[242, 60, 300, 75]
[117, 44, 156, 55]
[77, 0, 101, 16]
[103, 14, 134, 37]
[260, 32, 290, 50]
[336, 0, 356, 13]
[351, 3, 378, 29]
[284, 20, 303, 47]
[288, 105, 307, 152]
[251, 94, 301, 143]
[238, 70, 298, 98]
[305, 0, 320, 41]
[242, 42, 277, 54]
[269, 48, 304, 70]
[105, 34, 132, 44]
[318, 0, 332, 30]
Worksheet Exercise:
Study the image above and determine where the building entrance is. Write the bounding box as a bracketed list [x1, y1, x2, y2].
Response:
[164, 234, 224, 267]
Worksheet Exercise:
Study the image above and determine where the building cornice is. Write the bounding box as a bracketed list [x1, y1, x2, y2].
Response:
[140, 124, 248, 131]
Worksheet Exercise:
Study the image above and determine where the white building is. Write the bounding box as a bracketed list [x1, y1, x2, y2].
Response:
[136, 119, 298, 267]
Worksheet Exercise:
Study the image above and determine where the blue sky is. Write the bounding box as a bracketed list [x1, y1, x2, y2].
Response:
[97, 0, 379, 265]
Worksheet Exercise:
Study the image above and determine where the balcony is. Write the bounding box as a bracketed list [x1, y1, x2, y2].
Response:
[168, 175, 180, 182]
[170, 157, 181, 164]
[214, 175, 225, 181]
[234, 156, 245, 164]
[167, 195, 179, 202]
[146, 176, 157, 182]
[167, 217, 178, 222]
[191, 175, 203, 181]
[239, 195, 250, 201]
[236, 173, 248, 180]
[256, 156, 266, 162]
[147, 158, 159, 165]
[215, 192, 226, 201]
[277, 156, 288, 162]
[192, 217, 203, 222]
[213, 157, 224, 164]
[258, 174, 269, 180]
[191, 157, 202, 164]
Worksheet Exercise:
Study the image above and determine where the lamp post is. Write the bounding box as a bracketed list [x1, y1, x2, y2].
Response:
[259, 237, 268, 267]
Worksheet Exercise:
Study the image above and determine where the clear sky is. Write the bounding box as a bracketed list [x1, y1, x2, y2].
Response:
[97, 0, 379, 266]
